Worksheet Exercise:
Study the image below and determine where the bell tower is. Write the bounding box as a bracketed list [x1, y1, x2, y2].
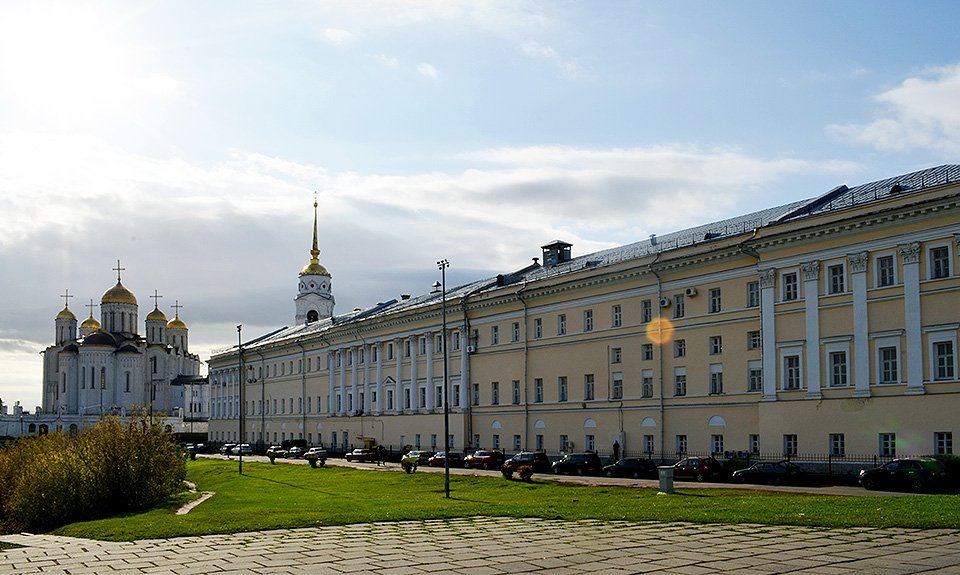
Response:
[295, 195, 335, 324]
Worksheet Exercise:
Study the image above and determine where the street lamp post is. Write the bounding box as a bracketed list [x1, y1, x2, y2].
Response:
[237, 324, 244, 475]
[437, 259, 451, 498]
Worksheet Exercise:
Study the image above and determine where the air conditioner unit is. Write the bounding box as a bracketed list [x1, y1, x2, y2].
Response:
[659, 297, 671, 307]
[466, 345, 477, 354]
[685, 287, 698, 297]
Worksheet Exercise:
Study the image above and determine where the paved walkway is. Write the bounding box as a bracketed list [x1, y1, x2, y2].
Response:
[3, 518, 959, 574]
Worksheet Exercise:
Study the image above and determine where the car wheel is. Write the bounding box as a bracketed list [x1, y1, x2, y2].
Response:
[695, 473, 705, 482]
[606, 471, 613, 478]
[861, 477, 875, 490]
[632, 471, 639, 479]
[482, 462, 489, 470]
[910, 478, 925, 493]
[577, 468, 585, 476]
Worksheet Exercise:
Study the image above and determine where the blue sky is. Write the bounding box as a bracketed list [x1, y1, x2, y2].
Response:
[2, 1, 959, 411]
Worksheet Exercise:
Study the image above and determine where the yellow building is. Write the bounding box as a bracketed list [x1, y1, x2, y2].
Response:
[208, 165, 959, 464]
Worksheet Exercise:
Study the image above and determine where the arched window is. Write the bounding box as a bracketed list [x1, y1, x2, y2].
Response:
[307, 310, 319, 323]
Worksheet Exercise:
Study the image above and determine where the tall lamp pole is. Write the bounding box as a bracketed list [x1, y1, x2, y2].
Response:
[437, 259, 450, 498]
[237, 324, 244, 475]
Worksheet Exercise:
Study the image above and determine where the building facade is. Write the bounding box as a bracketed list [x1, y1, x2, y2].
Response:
[209, 165, 959, 462]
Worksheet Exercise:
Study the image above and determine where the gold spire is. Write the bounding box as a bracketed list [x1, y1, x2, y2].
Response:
[300, 193, 330, 277]
[81, 299, 100, 330]
[167, 300, 187, 329]
[56, 289, 76, 320]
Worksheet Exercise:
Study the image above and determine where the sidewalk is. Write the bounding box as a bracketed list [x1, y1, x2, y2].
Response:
[3, 517, 959, 574]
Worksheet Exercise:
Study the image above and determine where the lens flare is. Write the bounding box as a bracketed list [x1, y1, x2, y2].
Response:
[645, 317, 675, 345]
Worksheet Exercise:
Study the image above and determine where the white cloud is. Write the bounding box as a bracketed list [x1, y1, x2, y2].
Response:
[828, 64, 960, 156]
[321, 27, 354, 45]
[521, 40, 583, 79]
[417, 63, 440, 78]
[374, 54, 401, 68]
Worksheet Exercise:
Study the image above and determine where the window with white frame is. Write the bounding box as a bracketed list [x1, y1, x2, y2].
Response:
[673, 294, 685, 318]
[644, 434, 655, 454]
[829, 433, 845, 457]
[535, 434, 544, 451]
[584, 374, 595, 400]
[418, 337, 426, 355]
[674, 339, 686, 357]
[492, 434, 500, 450]
[511, 322, 520, 342]
[387, 343, 395, 360]
[511, 380, 520, 404]
[929, 244, 951, 279]
[782, 351, 802, 390]
[783, 434, 798, 457]
[611, 347, 622, 364]
[534, 378, 543, 403]
[558, 376, 568, 402]
[875, 253, 896, 287]
[675, 434, 687, 455]
[403, 389, 411, 409]
[557, 314, 566, 335]
[435, 335, 443, 352]
[491, 382, 499, 405]
[711, 434, 724, 455]
[560, 434, 569, 452]
[452, 331, 461, 350]
[930, 334, 957, 381]
[641, 300, 652, 323]
[747, 281, 760, 308]
[585, 434, 596, 452]
[749, 434, 760, 454]
[674, 367, 686, 396]
[405, 339, 411, 357]
[748, 330, 761, 350]
[642, 343, 653, 361]
[781, 271, 799, 301]
[533, 318, 542, 339]
[935, 432, 953, 455]
[709, 364, 724, 395]
[513, 434, 521, 451]
[612, 372, 623, 399]
[747, 360, 762, 392]
[877, 341, 900, 384]
[419, 388, 426, 409]
[827, 263, 845, 294]
[472, 383, 479, 406]
[709, 335, 723, 355]
[829, 350, 848, 387]
[612, 305, 622, 327]
[879, 432, 896, 457]
[709, 288, 721, 313]
[641, 370, 653, 398]
[490, 326, 499, 345]
[583, 309, 593, 332]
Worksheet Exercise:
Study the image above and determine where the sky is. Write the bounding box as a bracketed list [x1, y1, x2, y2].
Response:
[2, 1, 959, 412]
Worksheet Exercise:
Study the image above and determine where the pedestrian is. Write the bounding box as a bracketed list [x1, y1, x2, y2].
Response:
[377, 445, 384, 466]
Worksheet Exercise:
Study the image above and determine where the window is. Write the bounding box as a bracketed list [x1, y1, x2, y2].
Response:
[879, 433, 896, 457]
[492, 434, 500, 450]
[933, 340, 956, 381]
[748, 331, 761, 350]
[782, 271, 799, 301]
[403, 389, 410, 410]
[490, 326, 499, 345]
[387, 389, 394, 410]
[827, 263, 845, 294]
[783, 434, 798, 457]
[584, 434, 596, 452]
[929, 245, 951, 279]
[709, 336, 722, 355]
[534, 318, 542, 339]
[829, 351, 848, 387]
[709, 365, 724, 395]
[584, 309, 593, 332]
[431, 434, 438, 450]
[404, 339, 411, 357]
[641, 370, 653, 398]
[558, 376, 568, 402]
[642, 343, 653, 361]
[783, 355, 802, 390]
[935, 432, 953, 455]
[612, 305, 622, 327]
[673, 294, 685, 318]
[643, 434, 654, 454]
[513, 434, 521, 451]
[747, 281, 760, 308]
[829, 433, 845, 457]
[748, 363, 763, 392]
[419, 388, 427, 409]
[472, 384, 479, 406]
[612, 372, 623, 399]
[435, 335, 442, 352]
[611, 347, 622, 364]
[452, 331, 461, 350]
[641, 300, 652, 323]
[511, 380, 520, 404]
[453, 385, 460, 406]
[387, 343, 394, 360]
[709, 288, 721, 313]
[674, 339, 686, 358]
[557, 314, 566, 335]
[675, 434, 687, 455]
[560, 434, 569, 452]
[876, 254, 896, 287]
[711, 434, 724, 455]
[491, 382, 499, 405]
[749, 434, 760, 454]
[511, 322, 520, 342]
[879, 346, 899, 384]
[584, 374, 595, 400]
[535, 434, 544, 451]
[534, 378, 543, 403]
[674, 368, 686, 396]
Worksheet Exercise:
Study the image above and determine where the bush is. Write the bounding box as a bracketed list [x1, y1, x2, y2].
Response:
[0, 411, 186, 534]
[517, 465, 535, 482]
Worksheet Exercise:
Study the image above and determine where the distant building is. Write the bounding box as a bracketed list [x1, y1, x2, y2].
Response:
[209, 166, 959, 464]
[5, 266, 209, 437]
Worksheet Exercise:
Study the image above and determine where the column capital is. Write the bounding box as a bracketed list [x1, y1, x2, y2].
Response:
[801, 260, 820, 281]
[899, 242, 921, 264]
[847, 251, 869, 274]
[759, 268, 776, 289]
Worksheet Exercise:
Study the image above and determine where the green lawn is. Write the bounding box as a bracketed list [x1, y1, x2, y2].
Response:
[52, 459, 960, 541]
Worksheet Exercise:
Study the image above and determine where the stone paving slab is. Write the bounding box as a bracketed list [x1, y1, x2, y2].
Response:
[2, 518, 960, 574]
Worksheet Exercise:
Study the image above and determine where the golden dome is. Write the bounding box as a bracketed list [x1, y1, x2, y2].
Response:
[146, 306, 167, 322]
[167, 315, 187, 330]
[81, 314, 101, 330]
[56, 306, 77, 321]
[102, 281, 137, 305]
[300, 261, 330, 276]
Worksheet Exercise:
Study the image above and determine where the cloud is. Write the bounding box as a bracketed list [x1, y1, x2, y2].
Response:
[417, 63, 440, 78]
[521, 40, 583, 79]
[828, 64, 960, 156]
[374, 54, 401, 68]
[321, 27, 354, 45]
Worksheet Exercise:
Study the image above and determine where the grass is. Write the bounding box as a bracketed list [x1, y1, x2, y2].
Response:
[51, 459, 960, 541]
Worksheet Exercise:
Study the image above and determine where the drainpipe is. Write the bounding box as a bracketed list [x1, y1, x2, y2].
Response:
[296, 339, 307, 443]
[648, 249, 665, 462]
[516, 281, 530, 450]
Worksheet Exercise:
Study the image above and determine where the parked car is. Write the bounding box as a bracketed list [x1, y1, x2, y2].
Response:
[463, 450, 506, 470]
[266, 445, 288, 459]
[219, 443, 236, 455]
[230, 443, 253, 456]
[859, 457, 948, 493]
[552, 452, 604, 476]
[427, 451, 464, 467]
[403, 450, 435, 465]
[672, 456, 722, 481]
[345, 448, 378, 463]
[602, 457, 658, 479]
[502, 452, 552, 475]
[304, 447, 328, 467]
[732, 460, 806, 486]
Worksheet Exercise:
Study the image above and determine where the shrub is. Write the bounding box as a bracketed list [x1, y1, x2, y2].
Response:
[0, 411, 186, 534]
[517, 465, 535, 482]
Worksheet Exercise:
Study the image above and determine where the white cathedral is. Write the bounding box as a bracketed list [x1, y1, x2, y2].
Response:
[29, 264, 208, 435]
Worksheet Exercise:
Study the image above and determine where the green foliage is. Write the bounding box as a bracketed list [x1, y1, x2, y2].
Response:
[0, 412, 186, 534]
[517, 465, 535, 482]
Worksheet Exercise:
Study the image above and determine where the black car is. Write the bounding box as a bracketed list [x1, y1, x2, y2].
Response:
[672, 456, 723, 482]
[502, 451, 552, 475]
[552, 452, 604, 476]
[602, 457, 658, 479]
[859, 457, 948, 493]
[732, 460, 806, 486]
